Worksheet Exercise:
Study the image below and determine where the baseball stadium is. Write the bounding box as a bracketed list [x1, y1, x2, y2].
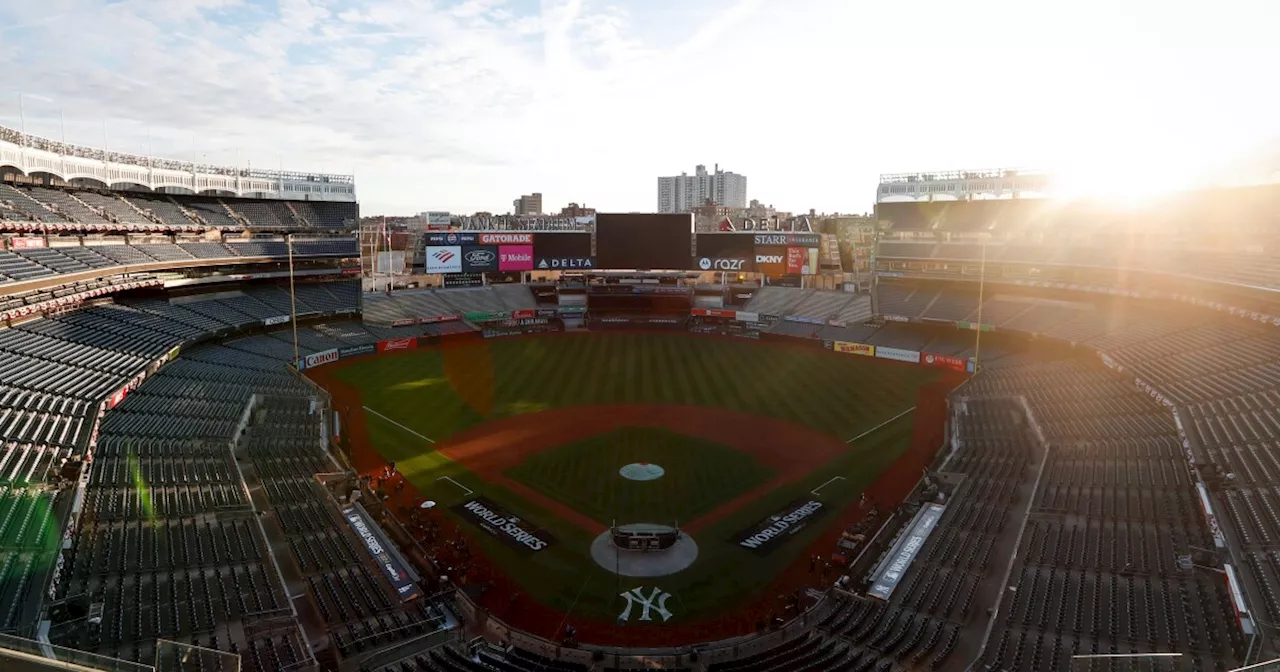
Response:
[1, 120, 1279, 672]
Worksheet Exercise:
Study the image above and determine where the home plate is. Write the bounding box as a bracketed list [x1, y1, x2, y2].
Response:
[591, 524, 699, 577]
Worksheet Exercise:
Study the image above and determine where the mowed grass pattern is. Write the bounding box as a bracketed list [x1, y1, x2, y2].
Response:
[505, 427, 776, 526]
[334, 333, 938, 622]
[344, 333, 933, 441]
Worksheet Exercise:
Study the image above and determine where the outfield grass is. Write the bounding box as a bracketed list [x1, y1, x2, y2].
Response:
[335, 332, 936, 623]
[505, 427, 776, 526]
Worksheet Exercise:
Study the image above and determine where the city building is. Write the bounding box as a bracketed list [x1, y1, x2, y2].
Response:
[559, 202, 597, 217]
[513, 193, 543, 215]
[744, 199, 777, 219]
[692, 201, 743, 222]
[657, 164, 747, 213]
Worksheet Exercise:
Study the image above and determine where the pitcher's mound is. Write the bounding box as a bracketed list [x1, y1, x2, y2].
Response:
[590, 524, 699, 577]
[619, 463, 665, 481]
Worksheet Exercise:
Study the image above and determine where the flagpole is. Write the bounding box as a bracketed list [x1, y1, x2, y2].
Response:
[18, 93, 26, 146]
[288, 234, 300, 365]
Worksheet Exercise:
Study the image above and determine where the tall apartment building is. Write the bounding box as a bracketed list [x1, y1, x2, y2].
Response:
[657, 164, 747, 213]
[513, 192, 543, 215]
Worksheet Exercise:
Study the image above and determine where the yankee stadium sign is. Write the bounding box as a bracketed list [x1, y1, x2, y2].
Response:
[733, 499, 827, 555]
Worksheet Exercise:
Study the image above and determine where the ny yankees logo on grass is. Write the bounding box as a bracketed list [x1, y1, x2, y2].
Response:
[617, 586, 674, 622]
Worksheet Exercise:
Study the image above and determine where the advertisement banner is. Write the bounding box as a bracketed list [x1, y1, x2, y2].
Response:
[534, 256, 595, 270]
[9, 237, 46, 249]
[732, 498, 828, 556]
[694, 233, 757, 272]
[735, 311, 760, 323]
[498, 245, 534, 271]
[690, 308, 737, 319]
[753, 232, 820, 247]
[339, 344, 376, 359]
[868, 503, 945, 600]
[420, 314, 461, 324]
[304, 348, 339, 369]
[452, 496, 557, 554]
[263, 315, 290, 326]
[341, 503, 423, 602]
[510, 309, 535, 320]
[465, 311, 510, 322]
[377, 338, 417, 353]
[834, 341, 875, 356]
[876, 346, 921, 364]
[460, 246, 499, 272]
[785, 247, 806, 275]
[882, 314, 910, 323]
[921, 352, 967, 372]
[425, 232, 477, 245]
[425, 212, 451, 228]
[425, 246, 462, 273]
[696, 256, 752, 272]
[391, 318, 416, 327]
[479, 232, 534, 245]
[754, 246, 786, 276]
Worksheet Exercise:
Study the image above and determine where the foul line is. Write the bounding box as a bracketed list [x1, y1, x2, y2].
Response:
[810, 476, 846, 496]
[846, 406, 917, 444]
[436, 476, 474, 496]
[363, 405, 436, 444]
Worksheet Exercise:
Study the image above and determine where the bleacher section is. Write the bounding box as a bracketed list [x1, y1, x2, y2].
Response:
[0, 238, 357, 289]
[0, 183, 357, 234]
[0, 279, 462, 667]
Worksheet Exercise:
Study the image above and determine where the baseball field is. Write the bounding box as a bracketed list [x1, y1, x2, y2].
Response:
[309, 332, 945, 643]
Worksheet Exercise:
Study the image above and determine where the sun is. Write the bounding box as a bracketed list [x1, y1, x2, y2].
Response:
[1046, 123, 1211, 207]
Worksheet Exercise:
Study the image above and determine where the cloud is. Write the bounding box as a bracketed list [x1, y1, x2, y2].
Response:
[0, 0, 1276, 216]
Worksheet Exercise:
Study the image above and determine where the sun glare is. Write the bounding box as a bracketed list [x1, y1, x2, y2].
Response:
[1047, 127, 1210, 207]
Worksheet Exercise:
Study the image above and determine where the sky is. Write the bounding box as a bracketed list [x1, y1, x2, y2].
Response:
[0, 0, 1277, 216]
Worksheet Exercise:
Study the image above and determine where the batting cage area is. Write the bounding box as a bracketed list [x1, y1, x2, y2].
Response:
[306, 332, 956, 646]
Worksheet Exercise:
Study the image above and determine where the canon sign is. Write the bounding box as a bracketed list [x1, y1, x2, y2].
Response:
[304, 348, 339, 369]
[698, 257, 747, 271]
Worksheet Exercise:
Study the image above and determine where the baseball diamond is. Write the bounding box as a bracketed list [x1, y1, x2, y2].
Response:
[308, 331, 948, 642]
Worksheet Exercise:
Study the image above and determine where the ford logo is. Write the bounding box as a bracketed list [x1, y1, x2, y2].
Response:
[465, 249, 496, 264]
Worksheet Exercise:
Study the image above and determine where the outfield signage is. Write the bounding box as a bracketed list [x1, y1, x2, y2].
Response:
[341, 503, 423, 602]
[461, 246, 498, 272]
[339, 344, 376, 358]
[833, 341, 874, 356]
[263, 315, 290, 326]
[479, 233, 533, 245]
[535, 257, 595, 270]
[377, 338, 417, 353]
[875, 346, 920, 364]
[452, 496, 557, 554]
[425, 232, 479, 245]
[921, 352, 967, 372]
[868, 503, 945, 600]
[465, 311, 510, 322]
[426, 246, 463, 273]
[753, 233, 820, 247]
[733, 498, 827, 556]
[302, 348, 339, 370]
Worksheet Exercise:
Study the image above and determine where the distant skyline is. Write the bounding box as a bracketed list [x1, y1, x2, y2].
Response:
[0, 0, 1277, 215]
